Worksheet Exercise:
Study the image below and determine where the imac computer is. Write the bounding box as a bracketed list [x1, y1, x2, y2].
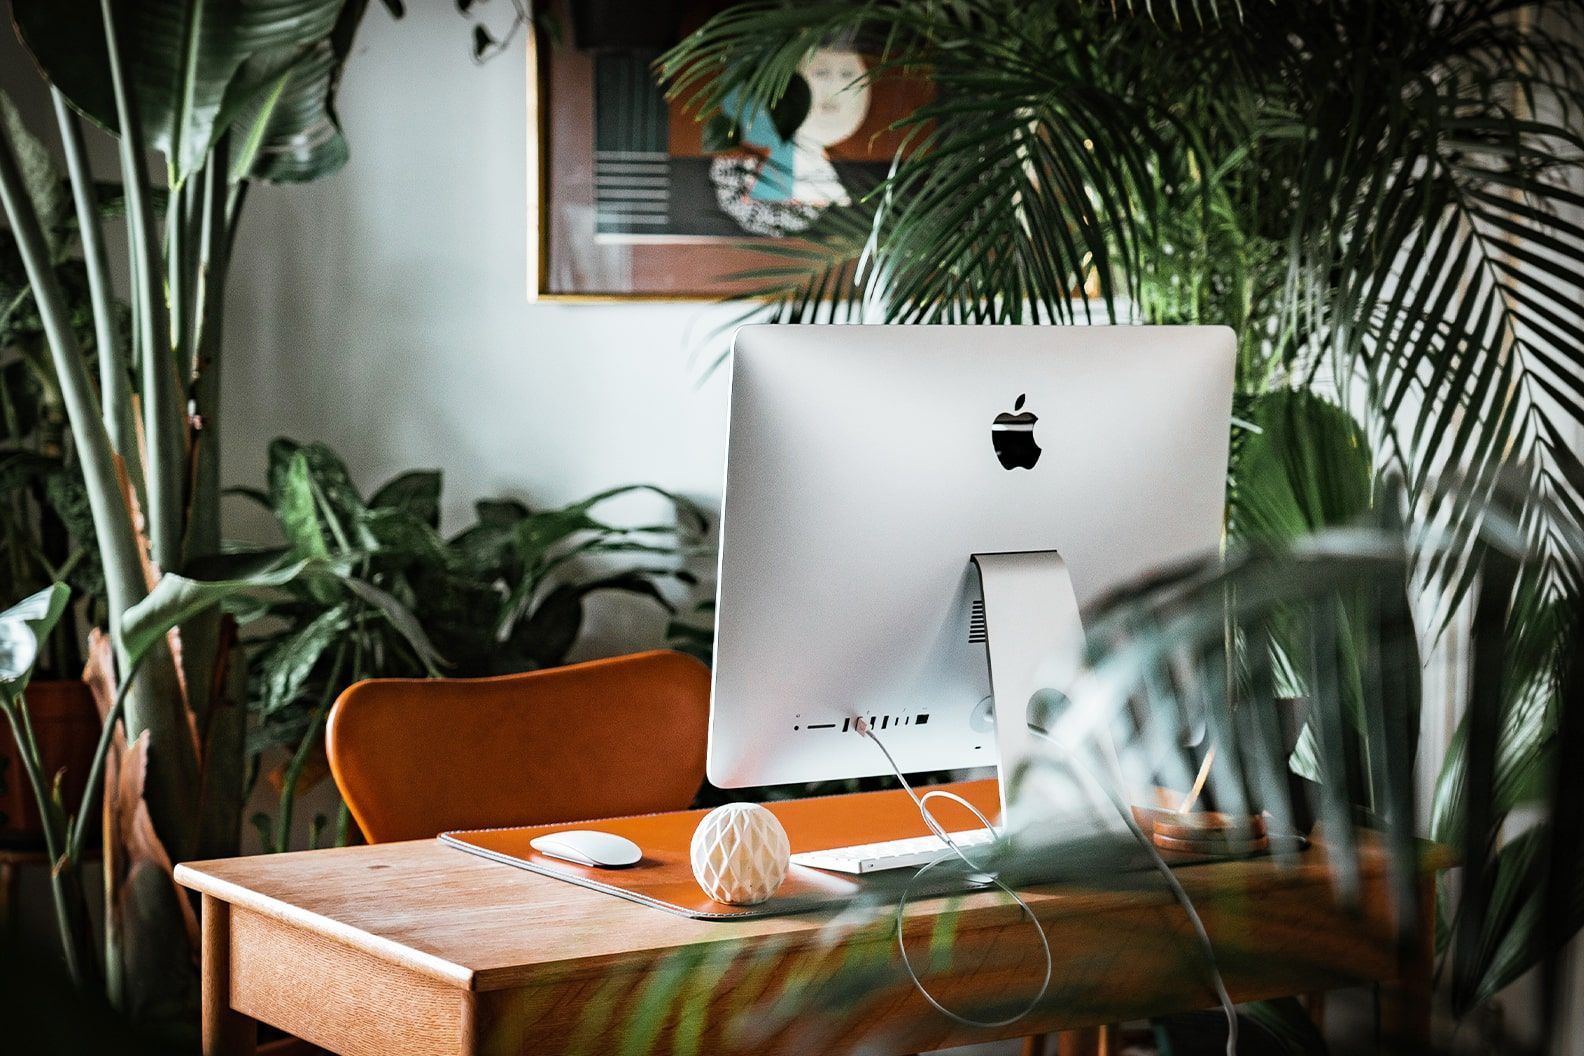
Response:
[707, 324, 1235, 870]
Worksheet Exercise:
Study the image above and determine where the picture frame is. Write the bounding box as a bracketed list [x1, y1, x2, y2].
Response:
[527, 1, 933, 301]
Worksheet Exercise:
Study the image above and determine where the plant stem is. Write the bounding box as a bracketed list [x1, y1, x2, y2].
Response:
[0, 91, 146, 644]
[191, 143, 231, 493]
[2, 698, 85, 986]
[89, 0, 203, 866]
[274, 644, 348, 853]
[99, 0, 183, 572]
[168, 175, 197, 382]
[180, 146, 232, 724]
[67, 654, 143, 863]
[335, 799, 353, 847]
[49, 89, 139, 486]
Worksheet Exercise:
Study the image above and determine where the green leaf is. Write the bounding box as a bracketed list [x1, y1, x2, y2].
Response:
[473, 498, 530, 528]
[276, 451, 332, 561]
[121, 556, 327, 668]
[341, 577, 445, 674]
[512, 506, 617, 562]
[14, 0, 348, 185]
[446, 520, 519, 581]
[1460, 824, 1584, 1008]
[364, 503, 450, 556]
[268, 439, 368, 543]
[227, 39, 351, 183]
[512, 571, 678, 669]
[370, 469, 443, 528]
[257, 603, 349, 715]
[1229, 390, 1374, 544]
[0, 92, 72, 262]
[512, 583, 583, 669]
[0, 583, 71, 697]
[224, 48, 312, 182]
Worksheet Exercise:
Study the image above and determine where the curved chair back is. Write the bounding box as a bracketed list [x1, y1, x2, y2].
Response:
[326, 650, 712, 843]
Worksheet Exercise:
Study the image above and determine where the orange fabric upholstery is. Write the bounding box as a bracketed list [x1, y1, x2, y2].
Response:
[326, 650, 712, 844]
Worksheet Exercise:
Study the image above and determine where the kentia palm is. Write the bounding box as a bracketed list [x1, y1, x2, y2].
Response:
[661, 0, 1584, 1041]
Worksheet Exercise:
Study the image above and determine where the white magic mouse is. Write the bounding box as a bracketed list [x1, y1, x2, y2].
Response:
[529, 830, 643, 869]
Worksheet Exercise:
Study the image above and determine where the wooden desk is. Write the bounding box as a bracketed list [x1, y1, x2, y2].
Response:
[176, 817, 1446, 1056]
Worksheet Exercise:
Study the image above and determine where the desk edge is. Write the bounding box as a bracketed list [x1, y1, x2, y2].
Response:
[172, 836, 1458, 995]
[175, 863, 477, 990]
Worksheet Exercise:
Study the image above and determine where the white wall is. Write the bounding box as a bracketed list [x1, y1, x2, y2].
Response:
[224, 4, 732, 507]
[218, 5, 736, 653]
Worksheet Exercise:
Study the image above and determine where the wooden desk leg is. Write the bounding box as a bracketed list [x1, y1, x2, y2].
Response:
[0, 858, 15, 938]
[1302, 991, 1327, 1027]
[202, 895, 257, 1056]
[1378, 879, 1434, 1050]
[1056, 1026, 1109, 1056]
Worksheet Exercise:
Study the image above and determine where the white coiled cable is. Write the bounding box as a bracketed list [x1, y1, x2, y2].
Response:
[855, 717, 1054, 1029]
[858, 715, 1238, 1055]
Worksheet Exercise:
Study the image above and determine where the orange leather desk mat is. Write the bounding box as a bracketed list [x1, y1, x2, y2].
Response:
[440, 779, 1003, 920]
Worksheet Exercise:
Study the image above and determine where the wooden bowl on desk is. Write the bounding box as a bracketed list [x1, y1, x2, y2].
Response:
[1131, 805, 1270, 857]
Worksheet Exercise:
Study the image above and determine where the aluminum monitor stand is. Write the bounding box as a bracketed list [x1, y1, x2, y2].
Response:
[970, 551, 1086, 829]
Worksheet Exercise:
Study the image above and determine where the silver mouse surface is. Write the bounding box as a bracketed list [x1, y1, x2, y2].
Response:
[529, 830, 643, 869]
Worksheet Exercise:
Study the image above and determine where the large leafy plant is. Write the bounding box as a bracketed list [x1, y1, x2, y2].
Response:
[0, 0, 403, 1028]
[0, 555, 339, 1021]
[662, 0, 1584, 1028]
[234, 439, 705, 852]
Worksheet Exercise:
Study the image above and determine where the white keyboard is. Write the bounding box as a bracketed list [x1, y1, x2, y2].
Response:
[790, 829, 996, 875]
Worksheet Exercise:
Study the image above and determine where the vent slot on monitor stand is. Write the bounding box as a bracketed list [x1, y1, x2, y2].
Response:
[969, 599, 988, 643]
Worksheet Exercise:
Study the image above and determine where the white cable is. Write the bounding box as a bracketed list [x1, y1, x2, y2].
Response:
[855, 717, 1054, 1030]
[1025, 725, 1239, 1056]
[858, 713, 1238, 1051]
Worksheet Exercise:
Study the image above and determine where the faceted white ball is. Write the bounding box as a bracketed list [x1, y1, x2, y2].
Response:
[690, 802, 791, 905]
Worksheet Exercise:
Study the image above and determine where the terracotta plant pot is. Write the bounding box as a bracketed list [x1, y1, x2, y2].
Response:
[0, 680, 99, 847]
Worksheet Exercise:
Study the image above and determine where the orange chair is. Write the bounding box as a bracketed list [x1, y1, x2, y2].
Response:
[325, 650, 712, 843]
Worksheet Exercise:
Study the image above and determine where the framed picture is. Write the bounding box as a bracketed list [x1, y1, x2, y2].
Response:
[528, 1, 934, 300]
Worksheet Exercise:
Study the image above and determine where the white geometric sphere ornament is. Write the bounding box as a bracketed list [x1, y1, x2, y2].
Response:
[690, 802, 791, 905]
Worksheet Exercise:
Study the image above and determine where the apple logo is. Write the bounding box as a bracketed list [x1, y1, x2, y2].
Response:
[991, 394, 1041, 470]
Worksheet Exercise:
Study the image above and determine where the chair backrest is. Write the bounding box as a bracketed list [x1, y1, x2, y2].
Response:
[326, 650, 712, 843]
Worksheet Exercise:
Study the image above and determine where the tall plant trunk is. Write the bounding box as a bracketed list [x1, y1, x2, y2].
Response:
[50, 91, 140, 483]
[196, 634, 248, 861]
[90, 0, 202, 864]
[0, 63, 203, 1028]
[98, 0, 185, 575]
[0, 88, 197, 846]
[180, 148, 233, 730]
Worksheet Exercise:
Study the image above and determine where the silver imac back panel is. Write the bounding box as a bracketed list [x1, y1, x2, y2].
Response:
[707, 324, 1236, 789]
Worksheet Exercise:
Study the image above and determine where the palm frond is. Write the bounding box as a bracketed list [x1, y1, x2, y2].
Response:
[661, 0, 1584, 1027]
